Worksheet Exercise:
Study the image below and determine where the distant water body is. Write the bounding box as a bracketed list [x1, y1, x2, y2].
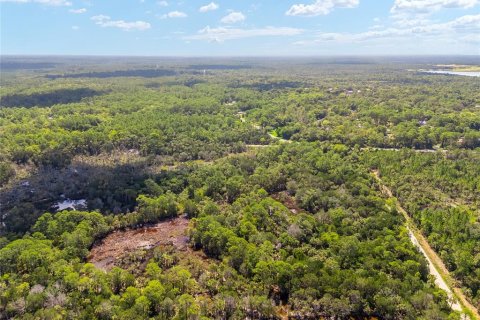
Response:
[422, 70, 480, 77]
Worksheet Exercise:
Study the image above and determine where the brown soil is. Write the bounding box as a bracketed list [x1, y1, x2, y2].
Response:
[88, 216, 190, 271]
[271, 191, 303, 214]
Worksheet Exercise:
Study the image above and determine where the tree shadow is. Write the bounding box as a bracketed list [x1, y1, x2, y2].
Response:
[0, 154, 190, 237]
[0, 88, 104, 108]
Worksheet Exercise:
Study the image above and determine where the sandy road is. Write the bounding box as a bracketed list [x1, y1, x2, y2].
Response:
[407, 230, 462, 311]
[372, 170, 479, 319]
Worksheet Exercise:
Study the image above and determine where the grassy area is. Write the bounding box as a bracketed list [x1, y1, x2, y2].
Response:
[452, 66, 480, 72]
[435, 64, 480, 72]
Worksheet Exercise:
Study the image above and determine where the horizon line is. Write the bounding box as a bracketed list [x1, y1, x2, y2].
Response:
[2, 54, 480, 58]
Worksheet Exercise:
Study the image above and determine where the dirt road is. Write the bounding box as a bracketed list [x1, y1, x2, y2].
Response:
[372, 170, 479, 319]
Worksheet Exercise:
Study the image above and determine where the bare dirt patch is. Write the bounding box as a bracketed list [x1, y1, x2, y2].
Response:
[271, 191, 303, 214]
[88, 216, 190, 271]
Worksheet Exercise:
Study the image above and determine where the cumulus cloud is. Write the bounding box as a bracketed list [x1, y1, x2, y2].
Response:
[286, 0, 359, 16]
[294, 13, 480, 44]
[160, 11, 187, 19]
[220, 11, 245, 24]
[185, 26, 303, 42]
[199, 2, 218, 12]
[0, 0, 71, 5]
[69, 8, 86, 14]
[391, 0, 479, 12]
[91, 15, 151, 31]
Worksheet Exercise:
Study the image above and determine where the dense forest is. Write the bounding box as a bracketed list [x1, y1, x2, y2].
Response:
[0, 56, 479, 319]
[363, 150, 480, 307]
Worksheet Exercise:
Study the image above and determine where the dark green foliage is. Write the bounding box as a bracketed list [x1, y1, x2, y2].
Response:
[187, 144, 455, 319]
[0, 162, 15, 186]
[137, 193, 179, 223]
[0, 58, 475, 319]
[0, 88, 103, 108]
[363, 150, 480, 306]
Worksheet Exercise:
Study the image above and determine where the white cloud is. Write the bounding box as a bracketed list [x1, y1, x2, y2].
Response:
[461, 33, 480, 43]
[91, 14, 110, 21]
[220, 11, 245, 24]
[295, 13, 480, 44]
[161, 10, 188, 18]
[91, 15, 151, 31]
[157, 1, 168, 7]
[199, 2, 218, 12]
[0, 0, 72, 5]
[445, 13, 480, 29]
[391, 0, 479, 13]
[286, 0, 359, 16]
[72, 25, 79, 30]
[185, 26, 303, 42]
[69, 8, 86, 14]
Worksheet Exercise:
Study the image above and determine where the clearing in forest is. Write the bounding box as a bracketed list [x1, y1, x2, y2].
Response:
[88, 216, 190, 271]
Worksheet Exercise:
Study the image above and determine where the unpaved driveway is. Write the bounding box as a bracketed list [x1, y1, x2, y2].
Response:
[372, 170, 479, 319]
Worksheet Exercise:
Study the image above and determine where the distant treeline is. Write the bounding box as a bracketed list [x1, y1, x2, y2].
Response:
[0, 61, 58, 70]
[230, 80, 304, 91]
[45, 69, 177, 79]
[188, 64, 253, 70]
[0, 88, 104, 108]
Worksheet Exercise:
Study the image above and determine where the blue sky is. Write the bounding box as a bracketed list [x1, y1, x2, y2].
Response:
[1, 0, 479, 55]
